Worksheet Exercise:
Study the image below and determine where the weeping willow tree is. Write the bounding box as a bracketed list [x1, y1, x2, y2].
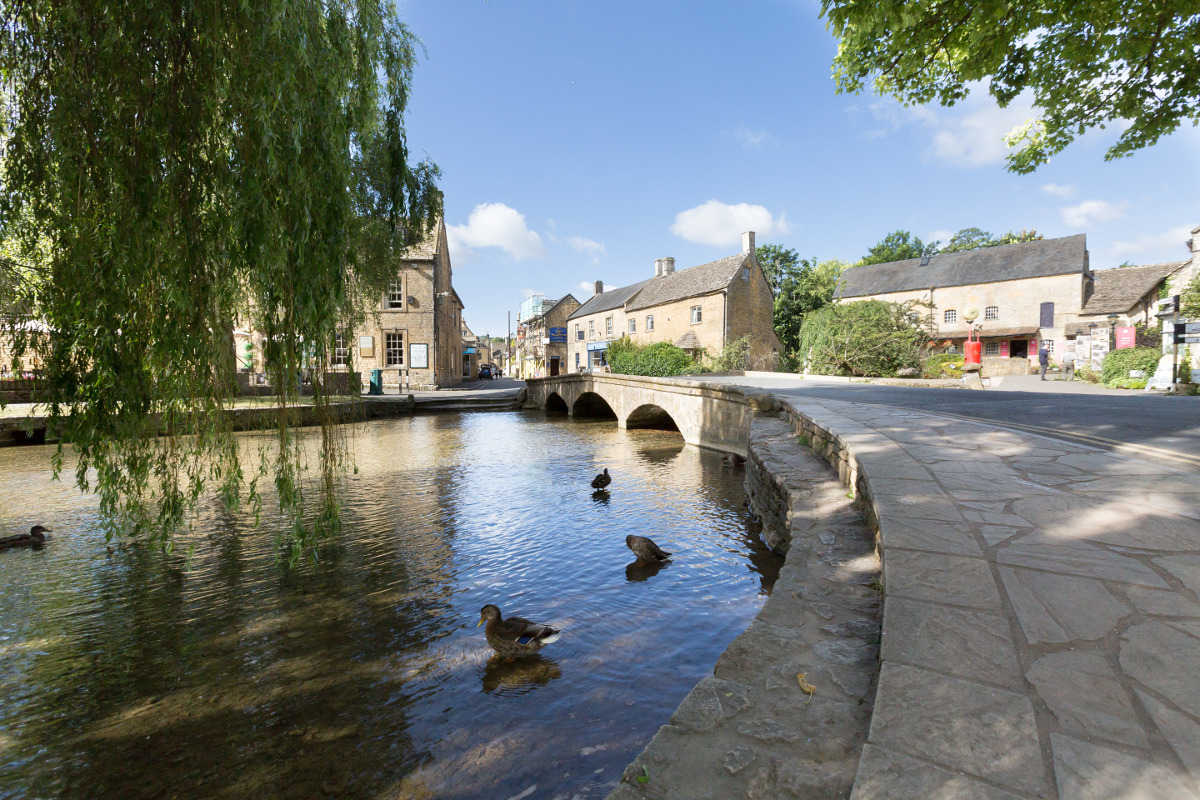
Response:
[0, 1, 441, 562]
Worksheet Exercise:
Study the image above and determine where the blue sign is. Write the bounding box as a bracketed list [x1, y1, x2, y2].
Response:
[586, 340, 608, 352]
[548, 327, 567, 343]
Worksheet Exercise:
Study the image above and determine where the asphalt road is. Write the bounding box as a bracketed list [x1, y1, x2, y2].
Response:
[702, 374, 1200, 474]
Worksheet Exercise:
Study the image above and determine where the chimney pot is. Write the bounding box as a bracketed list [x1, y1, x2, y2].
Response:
[654, 258, 663, 277]
[594, 280, 604, 295]
[742, 231, 756, 253]
[663, 257, 675, 274]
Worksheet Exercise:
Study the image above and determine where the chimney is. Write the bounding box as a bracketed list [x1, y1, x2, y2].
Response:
[594, 280, 604, 295]
[742, 231, 756, 253]
[662, 257, 675, 274]
[654, 258, 663, 277]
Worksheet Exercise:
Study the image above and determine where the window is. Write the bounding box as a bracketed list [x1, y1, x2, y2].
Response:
[690, 306, 702, 324]
[575, 352, 580, 369]
[588, 320, 595, 339]
[605, 316, 613, 337]
[387, 281, 404, 309]
[385, 332, 405, 366]
[1039, 302, 1055, 328]
[985, 306, 999, 321]
[1043, 339, 1055, 354]
[646, 315, 655, 331]
[628, 318, 636, 334]
[333, 332, 349, 366]
[575, 324, 583, 341]
[742, 268, 750, 282]
[944, 309, 958, 323]
[984, 341, 1000, 356]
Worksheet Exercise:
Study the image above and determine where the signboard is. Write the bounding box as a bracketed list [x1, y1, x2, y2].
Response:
[409, 343, 428, 369]
[999, 340, 1009, 357]
[1183, 321, 1200, 333]
[1115, 326, 1136, 349]
[586, 340, 609, 352]
[1091, 336, 1109, 371]
[359, 335, 374, 358]
[548, 326, 567, 343]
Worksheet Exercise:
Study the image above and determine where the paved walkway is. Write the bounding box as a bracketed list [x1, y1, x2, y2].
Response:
[759, 390, 1200, 799]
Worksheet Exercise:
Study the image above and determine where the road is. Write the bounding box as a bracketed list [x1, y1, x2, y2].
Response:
[698, 373, 1200, 474]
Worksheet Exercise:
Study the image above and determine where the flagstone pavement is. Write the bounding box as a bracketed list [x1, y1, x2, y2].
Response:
[774, 394, 1200, 799]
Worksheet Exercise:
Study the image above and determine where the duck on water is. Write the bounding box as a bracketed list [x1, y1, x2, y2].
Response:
[0, 526, 51, 551]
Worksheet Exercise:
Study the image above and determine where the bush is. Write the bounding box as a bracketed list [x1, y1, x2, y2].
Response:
[922, 353, 965, 378]
[1077, 365, 1102, 384]
[1100, 347, 1162, 387]
[607, 337, 699, 377]
[1107, 377, 1148, 390]
[799, 300, 929, 377]
[707, 336, 750, 372]
[1180, 347, 1192, 383]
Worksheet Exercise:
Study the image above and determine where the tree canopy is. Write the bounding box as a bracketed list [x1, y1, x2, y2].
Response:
[858, 231, 935, 265]
[799, 299, 931, 377]
[820, 0, 1200, 173]
[1, 1, 441, 562]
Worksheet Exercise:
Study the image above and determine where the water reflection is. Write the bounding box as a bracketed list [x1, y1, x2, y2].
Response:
[481, 654, 562, 696]
[625, 559, 669, 583]
[0, 411, 781, 800]
[591, 489, 611, 504]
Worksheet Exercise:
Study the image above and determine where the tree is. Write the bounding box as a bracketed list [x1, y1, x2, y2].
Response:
[773, 258, 848, 355]
[820, 0, 1200, 173]
[1, 2, 441, 562]
[756, 244, 801, 298]
[1181, 273, 1200, 320]
[798, 300, 931, 377]
[859, 231, 935, 265]
[936, 227, 1043, 253]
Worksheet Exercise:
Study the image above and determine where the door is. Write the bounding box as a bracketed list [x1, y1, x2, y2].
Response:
[549, 357, 560, 377]
[1011, 339, 1028, 359]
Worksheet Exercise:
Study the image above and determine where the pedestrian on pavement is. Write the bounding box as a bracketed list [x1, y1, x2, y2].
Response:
[1063, 352, 1075, 381]
[1038, 344, 1050, 380]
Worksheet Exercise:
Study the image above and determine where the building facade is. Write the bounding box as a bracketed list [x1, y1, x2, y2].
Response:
[516, 294, 581, 378]
[566, 232, 779, 373]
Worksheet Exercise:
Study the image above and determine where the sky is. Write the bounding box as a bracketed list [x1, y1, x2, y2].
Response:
[397, 0, 1200, 340]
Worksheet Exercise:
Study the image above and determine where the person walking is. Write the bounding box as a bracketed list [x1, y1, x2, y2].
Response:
[1063, 351, 1076, 381]
[1038, 344, 1050, 380]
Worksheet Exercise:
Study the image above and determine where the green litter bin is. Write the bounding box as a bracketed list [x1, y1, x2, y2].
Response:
[369, 369, 383, 395]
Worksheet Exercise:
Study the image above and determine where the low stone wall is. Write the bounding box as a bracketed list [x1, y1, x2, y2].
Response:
[607, 415, 881, 800]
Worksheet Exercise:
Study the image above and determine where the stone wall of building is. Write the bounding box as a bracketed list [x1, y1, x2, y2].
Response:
[724, 257, 781, 369]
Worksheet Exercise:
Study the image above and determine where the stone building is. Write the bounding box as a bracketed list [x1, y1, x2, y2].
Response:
[516, 294, 581, 378]
[566, 232, 779, 372]
[320, 216, 464, 390]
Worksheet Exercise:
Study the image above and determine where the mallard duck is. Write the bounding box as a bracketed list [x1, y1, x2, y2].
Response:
[0, 525, 51, 551]
[626, 534, 670, 563]
[477, 604, 561, 658]
[590, 468, 611, 490]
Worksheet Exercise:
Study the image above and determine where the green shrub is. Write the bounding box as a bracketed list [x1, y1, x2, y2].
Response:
[707, 336, 750, 372]
[1107, 377, 1148, 390]
[1078, 365, 1102, 383]
[1180, 347, 1192, 383]
[799, 299, 929, 377]
[607, 337, 699, 377]
[1100, 347, 1162, 387]
[922, 353, 965, 378]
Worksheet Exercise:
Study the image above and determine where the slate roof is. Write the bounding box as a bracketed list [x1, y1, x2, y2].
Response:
[627, 254, 747, 311]
[674, 330, 701, 349]
[1080, 261, 1187, 315]
[567, 278, 653, 320]
[836, 234, 1088, 299]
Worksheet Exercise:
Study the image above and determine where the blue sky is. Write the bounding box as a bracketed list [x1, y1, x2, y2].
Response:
[398, 0, 1200, 339]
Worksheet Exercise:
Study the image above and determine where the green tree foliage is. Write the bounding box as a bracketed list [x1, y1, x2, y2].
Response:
[1181, 273, 1200, 320]
[0, 1, 441, 562]
[798, 300, 930, 377]
[820, 0, 1200, 173]
[607, 338, 699, 377]
[858, 230, 935, 265]
[1100, 347, 1163, 387]
[707, 336, 751, 372]
[773, 257, 848, 355]
[936, 227, 1042, 253]
[756, 244, 801, 298]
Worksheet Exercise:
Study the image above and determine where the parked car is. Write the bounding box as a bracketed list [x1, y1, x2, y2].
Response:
[478, 364, 493, 380]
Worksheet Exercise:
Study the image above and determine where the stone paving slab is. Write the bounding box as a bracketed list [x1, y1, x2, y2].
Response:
[769, 394, 1200, 799]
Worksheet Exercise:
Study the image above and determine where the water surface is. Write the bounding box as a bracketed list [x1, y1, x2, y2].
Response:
[0, 411, 780, 799]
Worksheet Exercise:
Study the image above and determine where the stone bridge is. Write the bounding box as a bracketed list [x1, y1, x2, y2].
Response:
[524, 373, 774, 455]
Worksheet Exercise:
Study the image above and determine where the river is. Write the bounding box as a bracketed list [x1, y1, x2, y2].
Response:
[0, 410, 780, 799]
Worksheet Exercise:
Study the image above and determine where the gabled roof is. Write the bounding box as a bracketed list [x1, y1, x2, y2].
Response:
[674, 330, 701, 349]
[836, 234, 1087, 299]
[1081, 261, 1187, 315]
[626, 253, 747, 311]
[568, 279, 653, 320]
[398, 218, 443, 261]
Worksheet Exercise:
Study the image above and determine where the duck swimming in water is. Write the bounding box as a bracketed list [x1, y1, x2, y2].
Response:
[477, 604, 561, 658]
[590, 468, 611, 490]
[0, 525, 51, 550]
[626, 534, 671, 563]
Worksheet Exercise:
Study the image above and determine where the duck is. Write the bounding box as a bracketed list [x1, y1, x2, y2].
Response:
[590, 468, 611, 490]
[477, 604, 561, 658]
[626, 534, 671, 563]
[0, 525, 51, 551]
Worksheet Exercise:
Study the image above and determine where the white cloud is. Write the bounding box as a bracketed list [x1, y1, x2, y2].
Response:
[567, 236, 606, 264]
[868, 88, 1039, 168]
[447, 203, 547, 262]
[1107, 224, 1193, 262]
[520, 288, 543, 299]
[577, 280, 605, 297]
[731, 126, 780, 150]
[670, 200, 791, 247]
[1041, 183, 1077, 199]
[1060, 199, 1126, 229]
[926, 229, 955, 246]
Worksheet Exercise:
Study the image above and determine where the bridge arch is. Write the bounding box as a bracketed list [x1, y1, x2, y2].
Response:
[545, 392, 569, 414]
[625, 403, 680, 432]
[572, 391, 618, 420]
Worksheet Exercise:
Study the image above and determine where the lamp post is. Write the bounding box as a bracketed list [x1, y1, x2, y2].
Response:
[1107, 313, 1119, 350]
